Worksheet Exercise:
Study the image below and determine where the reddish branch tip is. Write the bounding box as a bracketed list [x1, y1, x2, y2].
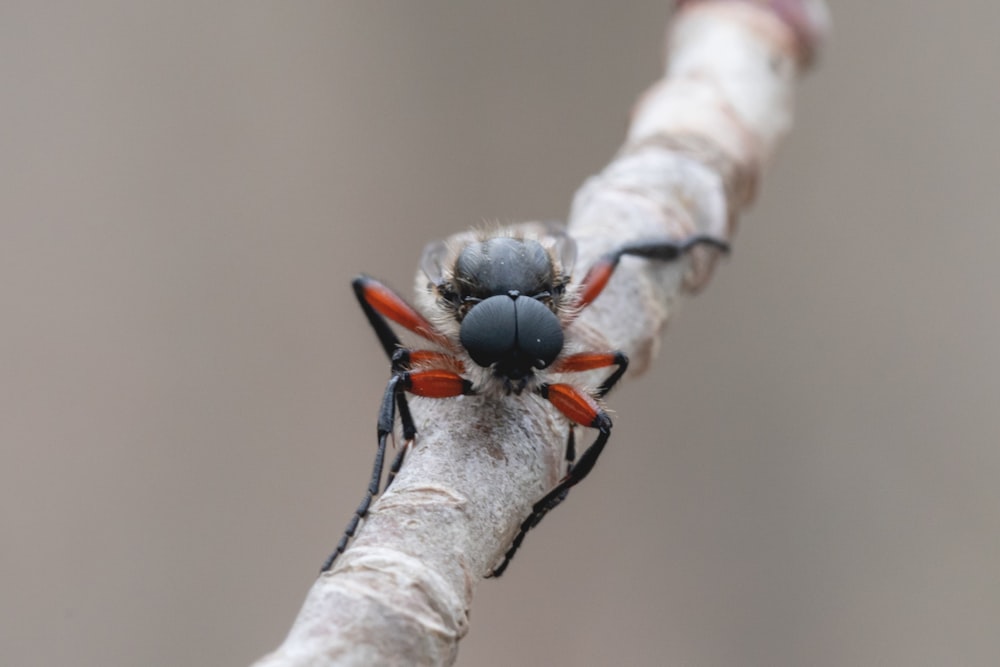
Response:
[675, 0, 830, 67]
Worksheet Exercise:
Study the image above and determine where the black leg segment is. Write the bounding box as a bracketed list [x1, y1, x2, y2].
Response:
[321, 372, 408, 572]
[489, 389, 613, 578]
[596, 351, 629, 398]
[613, 234, 730, 264]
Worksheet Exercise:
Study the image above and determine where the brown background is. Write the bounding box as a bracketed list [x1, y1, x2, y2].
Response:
[3, 2, 999, 666]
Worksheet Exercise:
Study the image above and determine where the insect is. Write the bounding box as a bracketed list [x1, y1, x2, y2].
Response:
[321, 224, 728, 576]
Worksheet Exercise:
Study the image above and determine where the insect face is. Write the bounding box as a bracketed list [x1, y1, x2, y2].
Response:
[447, 237, 567, 392]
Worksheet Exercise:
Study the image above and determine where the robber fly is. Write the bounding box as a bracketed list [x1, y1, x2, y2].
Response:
[322, 223, 728, 576]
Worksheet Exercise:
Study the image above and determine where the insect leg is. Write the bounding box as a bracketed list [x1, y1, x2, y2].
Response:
[575, 234, 730, 312]
[551, 351, 630, 398]
[489, 383, 612, 577]
[565, 427, 576, 466]
[321, 368, 473, 573]
[326, 279, 463, 572]
[321, 372, 403, 572]
[384, 384, 416, 491]
[548, 351, 627, 472]
[353, 275, 455, 357]
[353, 276, 464, 484]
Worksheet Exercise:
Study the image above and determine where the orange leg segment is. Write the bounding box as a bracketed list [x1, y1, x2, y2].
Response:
[407, 350, 465, 373]
[573, 234, 730, 314]
[354, 275, 454, 353]
[406, 369, 472, 398]
[550, 351, 619, 373]
[576, 257, 616, 310]
[550, 351, 629, 398]
[544, 382, 604, 428]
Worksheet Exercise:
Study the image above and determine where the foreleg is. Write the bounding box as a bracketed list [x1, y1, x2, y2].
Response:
[321, 369, 473, 572]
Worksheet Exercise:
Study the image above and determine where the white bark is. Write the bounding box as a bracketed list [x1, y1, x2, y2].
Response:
[253, 2, 829, 665]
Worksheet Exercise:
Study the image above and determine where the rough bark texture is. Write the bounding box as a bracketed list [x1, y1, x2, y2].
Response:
[253, 1, 829, 665]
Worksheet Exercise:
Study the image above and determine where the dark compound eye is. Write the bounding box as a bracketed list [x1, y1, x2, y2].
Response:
[460, 296, 517, 368]
[512, 296, 563, 369]
[459, 294, 563, 370]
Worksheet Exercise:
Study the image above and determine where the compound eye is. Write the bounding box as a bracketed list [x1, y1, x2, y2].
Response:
[513, 296, 563, 369]
[460, 296, 516, 368]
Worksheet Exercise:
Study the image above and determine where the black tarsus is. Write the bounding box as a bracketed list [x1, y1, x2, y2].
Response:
[564, 427, 576, 465]
[609, 234, 729, 266]
[321, 372, 409, 572]
[490, 387, 612, 577]
[596, 351, 629, 398]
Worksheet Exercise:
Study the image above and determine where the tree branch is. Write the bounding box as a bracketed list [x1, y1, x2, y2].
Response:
[253, 2, 829, 665]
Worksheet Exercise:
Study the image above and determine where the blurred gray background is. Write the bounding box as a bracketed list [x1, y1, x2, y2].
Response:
[3, 2, 998, 666]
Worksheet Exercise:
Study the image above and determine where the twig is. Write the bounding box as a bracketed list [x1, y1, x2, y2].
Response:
[253, 2, 829, 665]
